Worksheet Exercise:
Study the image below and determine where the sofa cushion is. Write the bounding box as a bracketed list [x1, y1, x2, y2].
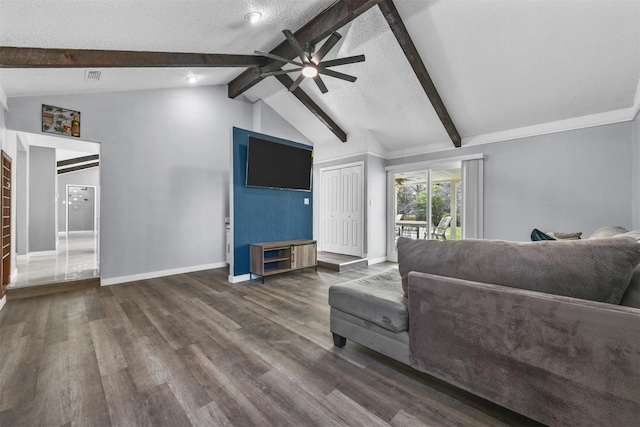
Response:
[620, 264, 640, 309]
[590, 225, 629, 239]
[328, 268, 407, 333]
[397, 237, 640, 304]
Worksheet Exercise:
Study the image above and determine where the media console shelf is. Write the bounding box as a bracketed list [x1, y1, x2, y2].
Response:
[250, 239, 317, 283]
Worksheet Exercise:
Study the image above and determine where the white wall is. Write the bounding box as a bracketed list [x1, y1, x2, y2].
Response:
[7, 85, 254, 283]
[253, 100, 313, 147]
[387, 121, 634, 241]
[366, 154, 387, 261]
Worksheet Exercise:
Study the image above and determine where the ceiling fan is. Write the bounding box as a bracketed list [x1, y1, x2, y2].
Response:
[255, 30, 365, 94]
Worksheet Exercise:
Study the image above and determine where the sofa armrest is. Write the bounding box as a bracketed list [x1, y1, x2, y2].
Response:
[407, 271, 640, 427]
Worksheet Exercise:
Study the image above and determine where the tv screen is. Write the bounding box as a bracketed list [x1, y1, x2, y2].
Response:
[246, 137, 313, 191]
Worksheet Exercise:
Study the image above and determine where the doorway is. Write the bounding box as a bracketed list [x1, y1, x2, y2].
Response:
[319, 162, 364, 257]
[388, 163, 462, 261]
[9, 132, 100, 289]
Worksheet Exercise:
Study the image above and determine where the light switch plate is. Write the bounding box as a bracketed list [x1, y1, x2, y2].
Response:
[304, 198, 309, 205]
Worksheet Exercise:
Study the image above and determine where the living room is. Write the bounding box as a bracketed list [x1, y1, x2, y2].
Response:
[0, 0, 639, 425]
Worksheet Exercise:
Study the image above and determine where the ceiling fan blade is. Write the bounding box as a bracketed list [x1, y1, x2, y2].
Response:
[261, 68, 302, 77]
[313, 74, 328, 94]
[319, 54, 366, 68]
[282, 30, 310, 64]
[254, 50, 303, 67]
[288, 74, 306, 92]
[318, 68, 357, 82]
[310, 32, 342, 65]
[0, 46, 268, 68]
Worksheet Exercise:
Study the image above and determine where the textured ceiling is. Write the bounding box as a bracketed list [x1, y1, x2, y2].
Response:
[1, 0, 639, 157]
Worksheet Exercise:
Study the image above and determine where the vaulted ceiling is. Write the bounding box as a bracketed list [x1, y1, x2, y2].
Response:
[1, 0, 639, 158]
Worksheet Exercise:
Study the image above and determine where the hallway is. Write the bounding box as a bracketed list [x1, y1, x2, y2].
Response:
[8, 233, 99, 289]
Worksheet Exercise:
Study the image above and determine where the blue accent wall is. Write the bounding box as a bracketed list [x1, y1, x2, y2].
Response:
[233, 127, 313, 276]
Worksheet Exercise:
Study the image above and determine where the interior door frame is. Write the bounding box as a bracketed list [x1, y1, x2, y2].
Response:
[318, 161, 364, 257]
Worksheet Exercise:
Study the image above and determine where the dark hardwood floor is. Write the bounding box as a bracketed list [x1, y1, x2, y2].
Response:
[0, 264, 540, 426]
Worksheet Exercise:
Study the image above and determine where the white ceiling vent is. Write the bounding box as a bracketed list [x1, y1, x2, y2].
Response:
[84, 70, 102, 82]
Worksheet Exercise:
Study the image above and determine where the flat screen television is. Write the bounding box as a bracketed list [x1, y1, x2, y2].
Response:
[246, 136, 313, 191]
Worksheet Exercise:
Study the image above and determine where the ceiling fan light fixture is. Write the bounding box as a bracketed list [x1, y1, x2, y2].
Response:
[185, 73, 199, 83]
[244, 11, 262, 24]
[302, 65, 318, 78]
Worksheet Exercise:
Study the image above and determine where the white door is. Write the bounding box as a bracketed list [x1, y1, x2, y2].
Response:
[321, 164, 363, 257]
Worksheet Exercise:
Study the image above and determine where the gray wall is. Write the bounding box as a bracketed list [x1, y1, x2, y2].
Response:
[8, 85, 253, 281]
[387, 121, 634, 241]
[16, 146, 27, 255]
[633, 111, 640, 229]
[57, 167, 99, 233]
[29, 146, 57, 252]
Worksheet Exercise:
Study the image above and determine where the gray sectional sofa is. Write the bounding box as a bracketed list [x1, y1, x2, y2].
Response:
[328, 227, 640, 426]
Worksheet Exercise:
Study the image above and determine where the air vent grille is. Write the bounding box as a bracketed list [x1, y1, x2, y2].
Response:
[84, 70, 101, 82]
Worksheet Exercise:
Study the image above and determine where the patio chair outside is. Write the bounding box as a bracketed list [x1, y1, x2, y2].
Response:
[432, 216, 452, 240]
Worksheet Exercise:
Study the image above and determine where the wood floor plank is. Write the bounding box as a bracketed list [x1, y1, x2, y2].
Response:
[175, 343, 272, 426]
[0, 264, 542, 426]
[68, 350, 111, 426]
[30, 341, 72, 426]
[101, 368, 153, 426]
[325, 389, 391, 427]
[44, 294, 70, 345]
[143, 382, 193, 427]
[19, 297, 51, 339]
[187, 400, 233, 427]
[89, 318, 128, 376]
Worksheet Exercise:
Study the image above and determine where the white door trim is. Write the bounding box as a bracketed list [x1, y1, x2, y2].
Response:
[319, 161, 364, 257]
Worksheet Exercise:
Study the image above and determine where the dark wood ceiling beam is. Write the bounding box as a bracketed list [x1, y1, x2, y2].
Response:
[0, 47, 268, 68]
[57, 154, 99, 168]
[58, 162, 99, 175]
[378, 0, 461, 147]
[228, 0, 383, 99]
[275, 74, 347, 142]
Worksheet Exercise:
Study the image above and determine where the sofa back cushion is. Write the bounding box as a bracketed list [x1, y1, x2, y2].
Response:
[397, 237, 640, 304]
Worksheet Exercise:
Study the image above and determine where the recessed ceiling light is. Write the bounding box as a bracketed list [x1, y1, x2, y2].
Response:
[185, 73, 198, 83]
[244, 11, 262, 24]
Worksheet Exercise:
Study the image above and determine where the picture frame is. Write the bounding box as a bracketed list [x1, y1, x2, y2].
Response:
[42, 104, 81, 138]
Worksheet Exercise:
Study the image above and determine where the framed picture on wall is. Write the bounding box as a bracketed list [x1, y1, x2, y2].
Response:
[42, 104, 81, 138]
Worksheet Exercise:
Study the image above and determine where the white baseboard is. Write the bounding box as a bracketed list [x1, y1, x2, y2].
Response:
[228, 273, 251, 283]
[17, 254, 29, 260]
[58, 230, 95, 236]
[101, 262, 227, 286]
[0, 296, 5, 313]
[367, 256, 389, 265]
[29, 250, 57, 257]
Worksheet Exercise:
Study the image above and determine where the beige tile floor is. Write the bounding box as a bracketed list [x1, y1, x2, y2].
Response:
[8, 233, 99, 289]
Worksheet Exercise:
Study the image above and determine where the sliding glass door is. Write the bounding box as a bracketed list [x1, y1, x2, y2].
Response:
[388, 162, 463, 261]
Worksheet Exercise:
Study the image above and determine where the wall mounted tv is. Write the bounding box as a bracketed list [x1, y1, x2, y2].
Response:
[246, 136, 313, 191]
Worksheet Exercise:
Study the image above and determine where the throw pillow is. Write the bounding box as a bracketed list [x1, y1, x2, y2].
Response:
[531, 228, 556, 241]
[551, 231, 582, 240]
[397, 237, 640, 304]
